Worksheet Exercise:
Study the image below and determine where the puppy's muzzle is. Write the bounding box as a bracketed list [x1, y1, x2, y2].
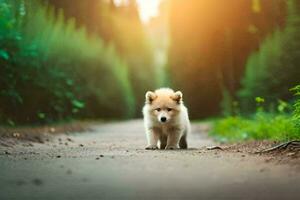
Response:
[160, 117, 167, 123]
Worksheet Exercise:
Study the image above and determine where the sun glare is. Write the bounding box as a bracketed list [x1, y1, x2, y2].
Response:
[136, 0, 161, 23]
[114, 0, 161, 23]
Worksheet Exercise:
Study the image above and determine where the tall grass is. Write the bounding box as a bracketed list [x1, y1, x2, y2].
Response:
[0, 0, 135, 124]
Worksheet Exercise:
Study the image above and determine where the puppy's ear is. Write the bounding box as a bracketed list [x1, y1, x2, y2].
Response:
[171, 91, 183, 104]
[145, 91, 157, 104]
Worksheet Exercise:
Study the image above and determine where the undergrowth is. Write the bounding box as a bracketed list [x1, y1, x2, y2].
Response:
[211, 85, 300, 142]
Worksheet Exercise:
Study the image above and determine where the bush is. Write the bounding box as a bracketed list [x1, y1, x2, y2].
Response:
[210, 114, 299, 142]
[0, 0, 135, 124]
[292, 85, 300, 129]
[211, 86, 300, 142]
[239, 30, 283, 111]
[239, 0, 300, 112]
[46, 0, 157, 117]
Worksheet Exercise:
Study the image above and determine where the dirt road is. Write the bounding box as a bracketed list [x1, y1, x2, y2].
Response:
[0, 120, 299, 200]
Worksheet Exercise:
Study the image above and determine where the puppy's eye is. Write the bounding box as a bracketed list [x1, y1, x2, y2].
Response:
[167, 108, 172, 112]
[156, 108, 161, 112]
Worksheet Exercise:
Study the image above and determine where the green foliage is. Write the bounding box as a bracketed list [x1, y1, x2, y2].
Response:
[239, 30, 283, 111]
[220, 89, 240, 117]
[168, 0, 286, 118]
[47, 0, 156, 116]
[0, 0, 135, 124]
[239, 0, 300, 112]
[220, 89, 233, 117]
[210, 114, 299, 142]
[291, 85, 300, 129]
[211, 87, 300, 142]
[223, 0, 300, 141]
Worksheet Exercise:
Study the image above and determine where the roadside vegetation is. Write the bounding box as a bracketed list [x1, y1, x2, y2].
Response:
[0, 0, 155, 125]
[211, 88, 300, 142]
[211, 0, 300, 142]
[0, 0, 299, 145]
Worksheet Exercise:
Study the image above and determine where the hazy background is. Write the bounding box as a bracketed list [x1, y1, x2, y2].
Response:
[0, 0, 299, 124]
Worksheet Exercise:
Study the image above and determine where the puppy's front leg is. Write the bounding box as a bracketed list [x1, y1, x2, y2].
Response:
[145, 129, 159, 150]
[165, 132, 181, 150]
[159, 135, 167, 149]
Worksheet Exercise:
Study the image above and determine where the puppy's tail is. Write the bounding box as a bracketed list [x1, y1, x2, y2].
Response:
[179, 134, 188, 149]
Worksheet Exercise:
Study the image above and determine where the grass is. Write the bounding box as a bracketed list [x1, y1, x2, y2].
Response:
[210, 112, 300, 142]
[212, 85, 300, 142]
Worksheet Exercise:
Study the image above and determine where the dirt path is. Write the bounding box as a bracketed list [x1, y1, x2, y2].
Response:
[0, 120, 299, 200]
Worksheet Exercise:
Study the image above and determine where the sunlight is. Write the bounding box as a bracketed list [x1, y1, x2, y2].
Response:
[136, 0, 161, 23]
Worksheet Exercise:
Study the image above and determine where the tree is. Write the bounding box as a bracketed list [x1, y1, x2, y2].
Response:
[0, 0, 135, 124]
[168, 0, 285, 118]
[46, 0, 156, 116]
[239, 0, 300, 112]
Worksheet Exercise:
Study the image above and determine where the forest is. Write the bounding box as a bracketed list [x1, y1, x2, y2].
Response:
[1, 2, 300, 199]
[0, 0, 299, 140]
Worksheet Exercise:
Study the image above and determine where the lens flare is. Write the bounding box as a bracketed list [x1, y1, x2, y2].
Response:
[136, 0, 161, 23]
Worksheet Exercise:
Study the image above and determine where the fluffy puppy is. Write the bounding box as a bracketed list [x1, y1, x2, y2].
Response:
[142, 88, 190, 150]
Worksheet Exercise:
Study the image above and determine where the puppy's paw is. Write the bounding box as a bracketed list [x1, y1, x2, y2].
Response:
[165, 145, 179, 150]
[145, 145, 158, 150]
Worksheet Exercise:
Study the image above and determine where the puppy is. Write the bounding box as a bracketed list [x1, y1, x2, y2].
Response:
[142, 88, 190, 150]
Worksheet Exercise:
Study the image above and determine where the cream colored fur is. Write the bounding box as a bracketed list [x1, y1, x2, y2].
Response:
[142, 88, 190, 150]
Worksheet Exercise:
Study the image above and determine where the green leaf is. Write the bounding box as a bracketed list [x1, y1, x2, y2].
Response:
[37, 112, 46, 119]
[66, 79, 74, 86]
[7, 119, 15, 126]
[255, 97, 265, 103]
[0, 49, 9, 60]
[72, 100, 85, 109]
[277, 100, 288, 113]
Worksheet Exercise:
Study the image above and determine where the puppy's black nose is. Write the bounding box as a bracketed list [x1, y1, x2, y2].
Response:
[160, 117, 167, 122]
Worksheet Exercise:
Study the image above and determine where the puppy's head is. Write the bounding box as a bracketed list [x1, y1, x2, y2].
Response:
[145, 88, 183, 124]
